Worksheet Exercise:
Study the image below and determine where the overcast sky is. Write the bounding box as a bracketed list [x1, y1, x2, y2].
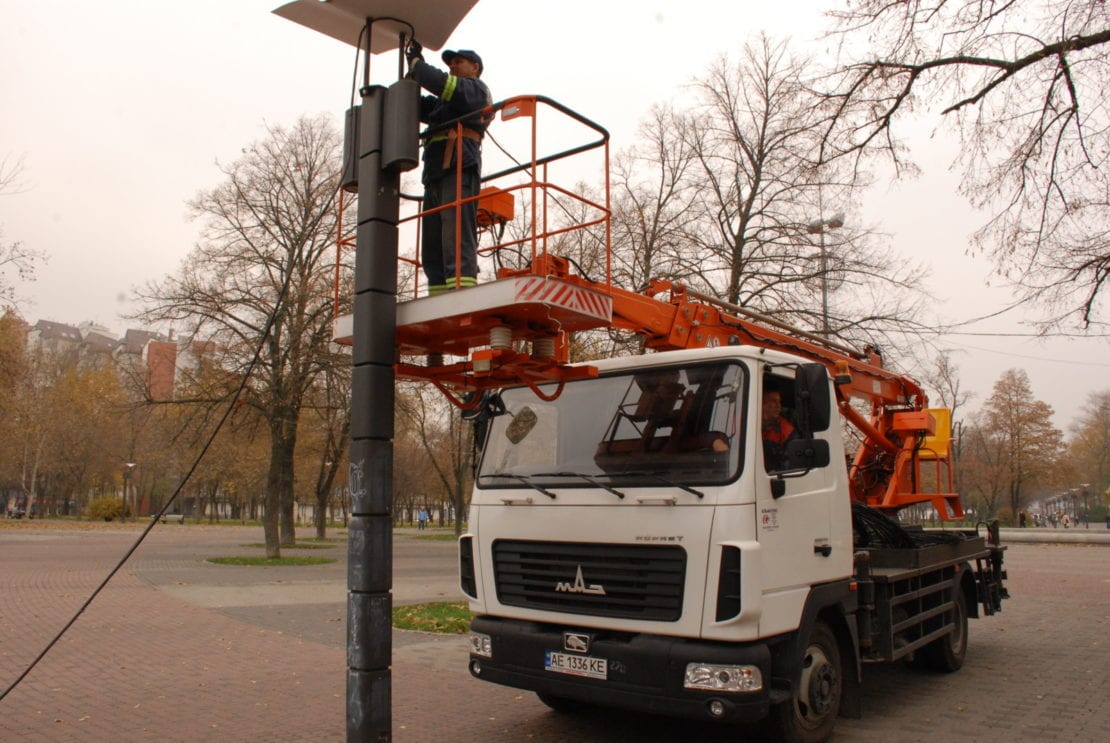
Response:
[3, 0, 1107, 431]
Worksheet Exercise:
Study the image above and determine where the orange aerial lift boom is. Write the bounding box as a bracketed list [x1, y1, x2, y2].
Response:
[330, 92, 960, 520]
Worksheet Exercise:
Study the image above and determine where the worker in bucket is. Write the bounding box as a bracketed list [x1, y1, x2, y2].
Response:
[407, 39, 492, 295]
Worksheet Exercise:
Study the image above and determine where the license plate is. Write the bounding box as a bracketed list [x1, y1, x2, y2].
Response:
[544, 651, 607, 680]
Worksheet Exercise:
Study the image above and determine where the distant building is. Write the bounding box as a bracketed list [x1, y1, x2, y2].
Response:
[22, 319, 214, 402]
[27, 319, 82, 357]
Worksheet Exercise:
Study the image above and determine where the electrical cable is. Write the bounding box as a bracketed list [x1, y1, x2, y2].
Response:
[0, 189, 332, 704]
[483, 129, 605, 280]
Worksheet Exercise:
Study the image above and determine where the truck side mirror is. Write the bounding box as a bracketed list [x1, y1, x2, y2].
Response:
[771, 438, 832, 496]
[795, 363, 831, 433]
[785, 438, 830, 470]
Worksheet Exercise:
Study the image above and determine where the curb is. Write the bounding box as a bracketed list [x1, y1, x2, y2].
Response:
[997, 527, 1110, 545]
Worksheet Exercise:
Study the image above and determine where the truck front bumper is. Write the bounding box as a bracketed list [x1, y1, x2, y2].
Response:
[468, 615, 777, 723]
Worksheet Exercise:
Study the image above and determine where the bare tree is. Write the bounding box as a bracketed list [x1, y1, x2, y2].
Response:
[0, 155, 45, 309]
[610, 104, 701, 294]
[825, 0, 1110, 329]
[304, 359, 351, 538]
[958, 422, 1008, 519]
[396, 384, 473, 535]
[639, 35, 933, 355]
[136, 115, 347, 557]
[1068, 389, 1109, 511]
[927, 351, 973, 423]
[925, 350, 975, 490]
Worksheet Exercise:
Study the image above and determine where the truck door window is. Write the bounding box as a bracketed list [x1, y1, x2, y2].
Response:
[477, 362, 746, 488]
[761, 375, 799, 473]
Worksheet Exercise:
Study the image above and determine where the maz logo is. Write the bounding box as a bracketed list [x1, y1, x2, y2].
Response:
[555, 565, 606, 595]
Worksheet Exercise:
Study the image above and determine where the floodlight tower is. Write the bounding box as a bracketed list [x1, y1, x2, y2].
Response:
[273, 3, 480, 741]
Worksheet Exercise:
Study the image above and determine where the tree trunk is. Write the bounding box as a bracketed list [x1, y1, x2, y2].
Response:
[314, 498, 326, 538]
[264, 431, 296, 558]
[272, 415, 299, 548]
[281, 493, 296, 547]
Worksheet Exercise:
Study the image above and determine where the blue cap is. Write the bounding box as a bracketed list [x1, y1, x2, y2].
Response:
[442, 49, 483, 75]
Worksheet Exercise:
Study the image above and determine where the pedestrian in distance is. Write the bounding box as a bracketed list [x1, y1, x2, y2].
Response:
[417, 507, 429, 531]
[406, 39, 492, 296]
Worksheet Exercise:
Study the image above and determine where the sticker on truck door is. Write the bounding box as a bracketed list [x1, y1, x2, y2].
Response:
[760, 508, 779, 531]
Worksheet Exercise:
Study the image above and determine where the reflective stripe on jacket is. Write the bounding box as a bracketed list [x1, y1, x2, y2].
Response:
[411, 60, 492, 182]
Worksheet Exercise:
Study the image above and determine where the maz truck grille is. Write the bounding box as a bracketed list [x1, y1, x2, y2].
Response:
[492, 540, 686, 621]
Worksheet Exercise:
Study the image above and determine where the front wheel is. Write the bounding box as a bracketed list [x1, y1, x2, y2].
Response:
[770, 620, 842, 743]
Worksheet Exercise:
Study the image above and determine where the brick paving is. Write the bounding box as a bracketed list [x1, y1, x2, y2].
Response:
[0, 523, 1107, 742]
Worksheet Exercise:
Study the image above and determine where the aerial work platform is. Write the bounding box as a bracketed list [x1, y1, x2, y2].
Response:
[328, 90, 615, 400]
[335, 273, 612, 355]
[334, 270, 613, 396]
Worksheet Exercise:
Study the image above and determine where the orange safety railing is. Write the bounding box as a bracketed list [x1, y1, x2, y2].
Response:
[333, 94, 612, 314]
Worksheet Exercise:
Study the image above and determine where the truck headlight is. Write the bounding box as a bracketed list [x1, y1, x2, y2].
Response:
[684, 663, 762, 692]
[469, 632, 492, 658]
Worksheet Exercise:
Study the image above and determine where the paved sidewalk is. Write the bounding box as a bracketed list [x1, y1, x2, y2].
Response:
[1, 522, 1107, 742]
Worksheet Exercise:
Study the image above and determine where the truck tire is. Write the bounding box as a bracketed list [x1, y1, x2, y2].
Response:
[924, 584, 968, 673]
[770, 621, 842, 743]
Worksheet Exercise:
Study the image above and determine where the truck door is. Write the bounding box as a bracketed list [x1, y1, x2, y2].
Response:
[753, 369, 848, 635]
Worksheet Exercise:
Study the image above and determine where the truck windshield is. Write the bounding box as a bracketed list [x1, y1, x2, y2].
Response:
[478, 362, 746, 488]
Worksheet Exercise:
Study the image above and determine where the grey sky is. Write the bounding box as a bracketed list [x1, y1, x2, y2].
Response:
[2, 0, 1106, 430]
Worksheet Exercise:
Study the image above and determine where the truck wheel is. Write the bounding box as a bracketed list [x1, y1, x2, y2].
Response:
[924, 585, 968, 673]
[771, 621, 842, 743]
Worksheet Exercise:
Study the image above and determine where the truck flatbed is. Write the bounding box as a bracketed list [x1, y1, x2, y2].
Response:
[863, 534, 994, 573]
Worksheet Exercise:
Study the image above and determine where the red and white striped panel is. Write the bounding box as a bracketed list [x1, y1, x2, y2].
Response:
[514, 277, 612, 322]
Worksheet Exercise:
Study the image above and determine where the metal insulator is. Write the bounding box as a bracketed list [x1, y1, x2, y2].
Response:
[489, 326, 512, 350]
[532, 337, 556, 359]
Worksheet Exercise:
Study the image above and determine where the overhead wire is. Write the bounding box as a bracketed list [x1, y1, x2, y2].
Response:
[1, 25, 384, 699]
[483, 129, 603, 283]
[0, 186, 336, 705]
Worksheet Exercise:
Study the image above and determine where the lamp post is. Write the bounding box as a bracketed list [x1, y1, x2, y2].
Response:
[806, 212, 845, 337]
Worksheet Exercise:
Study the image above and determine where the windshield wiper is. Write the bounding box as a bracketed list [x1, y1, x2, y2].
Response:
[617, 471, 705, 499]
[482, 474, 557, 499]
[535, 471, 625, 499]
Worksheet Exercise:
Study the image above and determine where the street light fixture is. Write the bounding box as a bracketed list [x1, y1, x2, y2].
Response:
[806, 212, 845, 337]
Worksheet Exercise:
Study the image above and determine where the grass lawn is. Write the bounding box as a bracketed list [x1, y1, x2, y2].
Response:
[392, 602, 471, 634]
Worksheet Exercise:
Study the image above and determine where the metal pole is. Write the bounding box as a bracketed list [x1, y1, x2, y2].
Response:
[819, 229, 829, 338]
[346, 81, 399, 742]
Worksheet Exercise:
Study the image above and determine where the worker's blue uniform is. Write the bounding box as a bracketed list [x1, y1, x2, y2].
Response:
[410, 59, 492, 294]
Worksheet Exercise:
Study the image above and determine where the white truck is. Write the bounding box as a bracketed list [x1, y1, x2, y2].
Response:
[455, 329, 1007, 743]
[270, 4, 1007, 740]
[324, 85, 1008, 742]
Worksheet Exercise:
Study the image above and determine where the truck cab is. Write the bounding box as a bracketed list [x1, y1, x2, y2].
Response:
[461, 347, 861, 737]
